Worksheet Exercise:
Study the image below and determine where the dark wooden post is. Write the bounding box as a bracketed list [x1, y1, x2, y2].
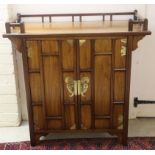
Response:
[143, 18, 148, 31]
[5, 22, 11, 33]
[20, 22, 25, 33]
[134, 10, 138, 20]
[17, 13, 21, 23]
[128, 19, 133, 31]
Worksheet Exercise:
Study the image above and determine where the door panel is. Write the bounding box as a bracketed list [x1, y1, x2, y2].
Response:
[81, 105, 91, 129]
[113, 104, 123, 129]
[95, 56, 111, 116]
[79, 40, 91, 69]
[95, 119, 110, 129]
[63, 72, 75, 103]
[114, 39, 126, 68]
[61, 40, 77, 130]
[27, 41, 44, 131]
[79, 40, 92, 129]
[80, 72, 91, 103]
[33, 106, 45, 131]
[27, 41, 40, 70]
[43, 56, 62, 116]
[29, 74, 41, 103]
[95, 39, 112, 52]
[47, 120, 62, 130]
[114, 72, 125, 101]
[42, 40, 58, 54]
[62, 40, 74, 70]
[65, 105, 76, 129]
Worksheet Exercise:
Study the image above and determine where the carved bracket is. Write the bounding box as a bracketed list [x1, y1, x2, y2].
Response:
[132, 36, 144, 51]
[10, 38, 23, 52]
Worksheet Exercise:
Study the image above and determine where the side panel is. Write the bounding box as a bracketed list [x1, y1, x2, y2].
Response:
[26, 41, 45, 132]
[94, 39, 112, 129]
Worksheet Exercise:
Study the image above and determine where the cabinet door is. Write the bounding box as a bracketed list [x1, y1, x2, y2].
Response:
[78, 39, 92, 129]
[27, 40, 78, 131]
[78, 38, 127, 130]
[94, 38, 127, 130]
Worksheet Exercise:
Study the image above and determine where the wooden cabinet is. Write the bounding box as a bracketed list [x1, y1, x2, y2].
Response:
[27, 38, 126, 130]
[3, 11, 151, 146]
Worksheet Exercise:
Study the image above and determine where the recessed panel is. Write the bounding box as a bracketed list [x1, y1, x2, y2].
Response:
[48, 120, 62, 130]
[114, 39, 126, 68]
[65, 105, 76, 130]
[80, 72, 91, 103]
[27, 41, 40, 70]
[114, 72, 125, 101]
[42, 40, 58, 53]
[95, 39, 112, 52]
[29, 73, 41, 103]
[79, 40, 91, 69]
[81, 105, 91, 129]
[62, 40, 74, 70]
[43, 57, 62, 116]
[95, 56, 111, 115]
[113, 104, 123, 129]
[95, 119, 110, 129]
[33, 106, 44, 131]
[63, 72, 75, 103]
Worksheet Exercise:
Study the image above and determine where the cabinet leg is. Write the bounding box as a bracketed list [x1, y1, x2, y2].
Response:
[122, 135, 128, 146]
[30, 133, 41, 146]
[118, 133, 128, 146]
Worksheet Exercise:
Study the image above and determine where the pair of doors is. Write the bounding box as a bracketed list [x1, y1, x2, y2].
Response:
[26, 38, 127, 132]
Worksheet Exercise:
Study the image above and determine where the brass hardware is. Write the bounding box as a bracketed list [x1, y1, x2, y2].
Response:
[65, 76, 89, 97]
[28, 48, 32, 58]
[121, 39, 127, 44]
[74, 80, 78, 96]
[70, 124, 76, 130]
[81, 123, 87, 129]
[67, 40, 73, 46]
[79, 40, 86, 46]
[77, 80, 81, 96]
[65, 77, 75, 97]
[117, 114, 123, 129]
[121, 46, 126, 56]
[121, 38, 127, 56]
[80, 77, 90, 97]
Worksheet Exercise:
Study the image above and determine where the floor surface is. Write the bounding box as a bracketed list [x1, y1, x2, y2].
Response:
[0, 118, 155, 143]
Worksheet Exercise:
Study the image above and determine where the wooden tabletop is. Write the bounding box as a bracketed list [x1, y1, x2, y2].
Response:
[11, 21, 142, 34]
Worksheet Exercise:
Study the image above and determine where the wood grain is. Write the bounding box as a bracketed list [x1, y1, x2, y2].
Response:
[95, 39, 112, 52]
[79, 40, 91, 69]
[65, 105, 76, 129]
[43, 56, 61, 116]
[95, 55, 111, 116]
[62, 40, 74, 70]
[29, 74, 41, 103]
[81, 105, 91, 129]
[10, 21, 144, 34]
[47, 120, 62, 130]
[113, 104, 123, 129]
[114, 72, 125, 101]
[95, 119, 110, 129]
[41, 40, 58, 53]
[33, 106, 45, 131]
[27, 41, 40, 70]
